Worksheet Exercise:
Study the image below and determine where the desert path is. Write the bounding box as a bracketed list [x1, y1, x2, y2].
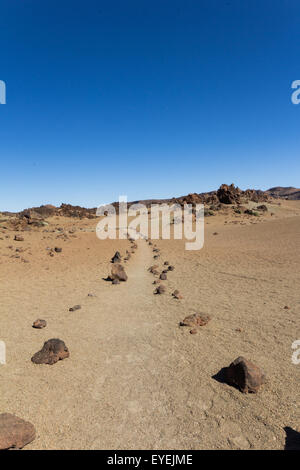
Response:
[1, 210, 300, 450]
[1, 237, 206, 450]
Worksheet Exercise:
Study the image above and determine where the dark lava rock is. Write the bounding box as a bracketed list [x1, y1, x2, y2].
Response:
[31, 338, 69, 365]
[110, 263, 128, 282]
[14, 235, 24, 242]
[32, 319, 47, 329]
[154, 285, 166, 295]
[111, 251, 122, 263]
[225, 356, 266, 393]
[180, 313, 210, 328]
[69, 304, 81, 312]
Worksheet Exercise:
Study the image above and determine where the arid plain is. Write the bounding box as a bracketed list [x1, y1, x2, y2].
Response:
[0, 197, 299, 449]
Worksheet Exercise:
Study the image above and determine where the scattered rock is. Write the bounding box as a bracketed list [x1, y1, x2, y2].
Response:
[31, 338, 69, 365]
[0, 413, 36, 450]
[256, 204, 268, 212]
[154, 285, 166, 295]
[148, 265, 159, 273]
[14, 235, 24, 242]
[172, 290, 183, 300]
[160, 273, 167, 280]
[32, 319, 47, 329]
[110, 263, 128, 282]
[225, 356, 266, 393]
[69, 304, 81, 312]
[111, 251, 121, 263]
[180, 313, 210, 327]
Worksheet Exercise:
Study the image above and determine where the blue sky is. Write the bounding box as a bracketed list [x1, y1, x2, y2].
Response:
[0, 0, 299, 211]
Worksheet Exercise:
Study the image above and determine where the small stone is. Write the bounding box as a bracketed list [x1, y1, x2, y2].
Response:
[112, 279, 120, 285]
[54, 247, 62, 253]
[180, 313, 210, 327]
[111, 251, 121, 263]
[154, 285, 166, 295]
[164, 261, 169, 266]
[14, 235, 24, 242]
[32, 319, 47, 329]
[148, 265, 159, 273]
[160, 273, 167, 280]
[0, 413, 36, 450]
[110, 263, 128, 282]
[69, 304, 81, 312]
[284, 305, 291, 310]
[172, 290, 183, 300]
[168, 265, 175, 271]
[31, 338, 69, 365]
[190, 329, 198, 334]
[225, 356, 266, 393]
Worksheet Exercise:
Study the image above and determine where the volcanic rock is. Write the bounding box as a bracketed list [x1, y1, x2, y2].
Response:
[180, 313, 210, 327]
[225, 356, 266, 393]
[172, 290, 183, 300]
[110, 263, 128, 282]
[0, 413, 36, 450]
[14, 235, 24, 242]
[31, 338, 69, 365]
[217, 184, 241, 205]
[69, 304, 81, 312]
[32, 319, 47, 329]
[111, 251, 121, 263]
[154, 285, 166, 295]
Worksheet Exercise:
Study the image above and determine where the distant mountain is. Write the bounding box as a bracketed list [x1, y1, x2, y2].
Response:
[266, 187, 300, 200]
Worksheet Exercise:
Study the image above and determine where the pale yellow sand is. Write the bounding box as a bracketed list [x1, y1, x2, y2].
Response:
[0, 201, 299, 449]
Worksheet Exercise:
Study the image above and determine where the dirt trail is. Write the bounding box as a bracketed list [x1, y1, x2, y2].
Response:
[1, 238, 197, 449]
[1, 209, 300, 449]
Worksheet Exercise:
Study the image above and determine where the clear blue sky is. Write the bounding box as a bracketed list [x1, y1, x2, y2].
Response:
[0, 0, 299, 211]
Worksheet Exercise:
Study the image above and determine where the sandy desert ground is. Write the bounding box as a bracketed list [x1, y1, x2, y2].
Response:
[0, 199, 299, 449]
